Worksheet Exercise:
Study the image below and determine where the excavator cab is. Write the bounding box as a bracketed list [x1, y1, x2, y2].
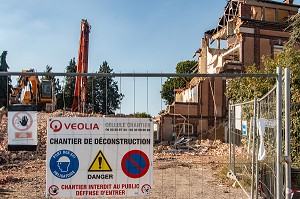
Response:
[40, 80, 53, 103]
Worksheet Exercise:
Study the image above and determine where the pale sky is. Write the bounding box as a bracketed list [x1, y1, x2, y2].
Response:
[1, 0, 298, 116]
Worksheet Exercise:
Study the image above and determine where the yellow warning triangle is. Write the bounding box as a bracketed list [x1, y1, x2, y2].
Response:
[88, 150, 112, 172]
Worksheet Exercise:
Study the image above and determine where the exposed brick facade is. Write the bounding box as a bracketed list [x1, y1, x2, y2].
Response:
[157, 0, 299, 142]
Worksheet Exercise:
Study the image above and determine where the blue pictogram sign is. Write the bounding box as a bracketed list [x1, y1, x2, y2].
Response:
[242, 121, 247, 136]
[121, 150, 150, 178]
[49, 149, 79, 179]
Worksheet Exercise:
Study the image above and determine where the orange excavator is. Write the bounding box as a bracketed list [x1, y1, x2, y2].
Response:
[9, 69, 55, 110]
[71, 19, 91, 112]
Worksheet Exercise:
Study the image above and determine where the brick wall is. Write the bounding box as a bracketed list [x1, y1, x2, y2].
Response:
[260, 38, 272, 66]
[243, 37, 255, 67]
[254, 28, 261, 66]
[241, 3, 251, 19]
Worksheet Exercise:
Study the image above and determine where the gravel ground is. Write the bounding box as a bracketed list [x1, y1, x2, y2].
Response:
[0, 153, 249, 199]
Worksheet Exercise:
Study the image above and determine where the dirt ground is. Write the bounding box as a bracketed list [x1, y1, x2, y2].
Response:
[0, 154, 248, 199]
[0, 112, 249, 199]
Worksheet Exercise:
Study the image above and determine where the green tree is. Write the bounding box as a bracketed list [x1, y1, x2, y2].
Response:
[225, 64, 276, 103]
[0, 51, 12, 107]
[133, 112, 151, 118]
[42, 65, 62, 95]
[161, 60, 197, 105]
[64, 58, 76, 109]
[87, 61, 124, 114]
[286, 13, 300, 47]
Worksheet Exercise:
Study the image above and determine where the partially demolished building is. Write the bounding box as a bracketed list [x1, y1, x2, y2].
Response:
[157, 0, 299, 141]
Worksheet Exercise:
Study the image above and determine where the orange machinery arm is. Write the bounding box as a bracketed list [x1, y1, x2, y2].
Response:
[72, 19, 91, 112]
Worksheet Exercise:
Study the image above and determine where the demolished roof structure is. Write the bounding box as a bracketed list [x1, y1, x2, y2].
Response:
[157, 0, 299, 142]
[197, 0, 299, 75]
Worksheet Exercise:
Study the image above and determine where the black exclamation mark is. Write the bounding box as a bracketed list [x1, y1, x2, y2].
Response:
[98, 157, 102, 169]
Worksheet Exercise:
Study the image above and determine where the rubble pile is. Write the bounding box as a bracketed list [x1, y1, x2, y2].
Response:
[0, 111, 249, 180]
[155, 137, 246, 155]
[0, 111, 247, 166]
[0, 107, 7, 124]
[0, 110, 103, 166]
[0, 116, 8, 164]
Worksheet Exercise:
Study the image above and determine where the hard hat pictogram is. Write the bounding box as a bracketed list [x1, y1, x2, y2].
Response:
[57, 156, 70, 162]
[49, 150, 79, 179]
[57, 156, 71, 172]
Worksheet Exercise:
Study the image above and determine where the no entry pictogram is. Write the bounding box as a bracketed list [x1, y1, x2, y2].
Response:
[121, 150, 150, 178]
[12, 112, 33, 131]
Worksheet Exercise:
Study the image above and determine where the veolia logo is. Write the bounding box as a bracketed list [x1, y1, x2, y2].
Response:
[50, 120, 63, 132]
[50, 119, 100, 132]
[64, 123, 100, 130]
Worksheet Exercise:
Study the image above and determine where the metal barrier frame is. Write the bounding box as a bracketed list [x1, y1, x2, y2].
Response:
[228, 67, 291, 199]
[0, 67, 290, 199]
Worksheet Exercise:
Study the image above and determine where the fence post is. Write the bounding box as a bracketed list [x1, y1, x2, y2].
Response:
[276, 67, 283, 199]
[251, 98, 257, 199]
[255, 100, 260, 199]
[228, 102, 232, 172]
[285, 68, 291, 199]
[233, 105, 236, 175]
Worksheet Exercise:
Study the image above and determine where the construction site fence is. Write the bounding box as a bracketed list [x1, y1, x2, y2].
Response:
[0, 68, 292, 199]
[228, 68, 292, 199]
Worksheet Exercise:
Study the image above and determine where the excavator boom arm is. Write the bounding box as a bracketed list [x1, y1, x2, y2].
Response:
[72, 19, 91, 112]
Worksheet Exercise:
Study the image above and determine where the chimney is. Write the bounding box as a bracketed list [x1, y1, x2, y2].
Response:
[283, 0, 294, 4]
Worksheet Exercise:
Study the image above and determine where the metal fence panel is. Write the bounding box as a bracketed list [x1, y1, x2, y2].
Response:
[0, 70, 289, 199]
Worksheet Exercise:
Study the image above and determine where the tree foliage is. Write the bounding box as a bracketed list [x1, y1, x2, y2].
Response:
[133, 112, 151, 118]
[0, 51, 12, 107]
[87, 61, 124, 114]
[42, 65, 62, 95]
[286, 13, 300, 47]
[225, 64, 276, 103]
[161, 60, 197, 105]
[63, 58, 76, 109]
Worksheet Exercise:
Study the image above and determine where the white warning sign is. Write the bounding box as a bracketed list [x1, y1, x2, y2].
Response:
[8, 111, 37, 147]
[46, 117, 153, 198]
